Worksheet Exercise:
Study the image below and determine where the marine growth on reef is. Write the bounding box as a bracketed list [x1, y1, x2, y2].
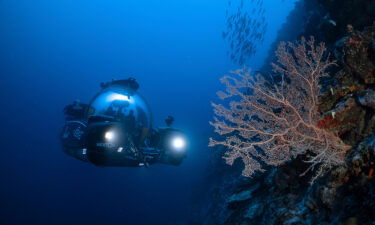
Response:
[210, 37, 350, 183]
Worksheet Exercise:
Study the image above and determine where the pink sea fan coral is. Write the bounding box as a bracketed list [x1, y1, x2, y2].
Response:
[210, 37, 350, 183]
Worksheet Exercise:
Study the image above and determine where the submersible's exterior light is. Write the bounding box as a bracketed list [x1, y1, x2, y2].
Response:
[105, 131, 115, 141]
[171, 136, 186, 150]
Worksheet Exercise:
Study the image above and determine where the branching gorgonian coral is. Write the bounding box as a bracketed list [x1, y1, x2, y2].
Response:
[210, 37, 351, 183]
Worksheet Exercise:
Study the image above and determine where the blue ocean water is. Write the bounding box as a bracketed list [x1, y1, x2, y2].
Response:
[0, 0, 296, 224]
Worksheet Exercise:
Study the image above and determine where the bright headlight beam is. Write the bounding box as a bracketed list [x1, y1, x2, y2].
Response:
[105, 131, 115, 141]
[171, 136, 186, 150]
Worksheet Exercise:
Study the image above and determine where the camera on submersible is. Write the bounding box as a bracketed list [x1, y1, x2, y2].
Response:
[60, 78, 188, 167]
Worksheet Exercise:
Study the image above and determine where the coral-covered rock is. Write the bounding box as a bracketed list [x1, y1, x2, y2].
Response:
[244, 201, 263, 219]
[318, 26, 375, 144]
[358, 89, 375, 109]
[335, 26, 375, 84]
[320, 186, 336, 207]
[227, 183, 259, 204]
[199, 3, 375, 225]
[318, 69, 365, 112]
[318, 97, 366, 144]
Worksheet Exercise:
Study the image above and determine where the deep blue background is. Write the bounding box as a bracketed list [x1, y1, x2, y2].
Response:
[0, 0, 295, 224]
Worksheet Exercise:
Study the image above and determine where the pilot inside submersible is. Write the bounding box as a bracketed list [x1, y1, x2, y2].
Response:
[60, 78, 188, 167]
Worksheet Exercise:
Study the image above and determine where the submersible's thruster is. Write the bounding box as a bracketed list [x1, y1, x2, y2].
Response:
[60, 78, 188, 167]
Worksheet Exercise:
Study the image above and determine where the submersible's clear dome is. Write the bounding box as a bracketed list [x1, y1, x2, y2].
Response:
[87, 85, 152, 130]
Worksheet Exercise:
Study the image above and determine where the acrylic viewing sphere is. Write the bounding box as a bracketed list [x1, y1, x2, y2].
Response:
[88, 86, 153, 130]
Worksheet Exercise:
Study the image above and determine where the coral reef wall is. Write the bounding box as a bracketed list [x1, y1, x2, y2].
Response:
[197, 0, 375, 224]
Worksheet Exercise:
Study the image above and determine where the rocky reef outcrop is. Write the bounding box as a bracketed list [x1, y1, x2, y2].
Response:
[215, 134, 375, 225]
[197, 1, 375, 224]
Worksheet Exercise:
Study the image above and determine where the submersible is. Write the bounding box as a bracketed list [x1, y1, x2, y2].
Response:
[60, 78, 188, 167]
